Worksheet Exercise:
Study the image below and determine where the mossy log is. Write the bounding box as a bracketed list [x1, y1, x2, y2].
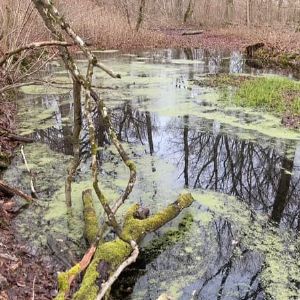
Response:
[71, 193, 194, 300]
[83, 189, 99, 245]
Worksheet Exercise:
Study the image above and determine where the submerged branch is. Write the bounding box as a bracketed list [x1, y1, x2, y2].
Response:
[0, 180, 35, 202]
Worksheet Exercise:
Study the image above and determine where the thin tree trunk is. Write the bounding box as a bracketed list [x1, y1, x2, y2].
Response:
[277, 0, 283, 22]
[136, 0, 146, 32]
[146, 111, 154, 155]
[246, 0, 252, 26]
[225, 0, 234, 24]
[184, 0, 194, 23]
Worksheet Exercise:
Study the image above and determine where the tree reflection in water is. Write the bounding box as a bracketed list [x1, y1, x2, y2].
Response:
[21, 48, 300, 299]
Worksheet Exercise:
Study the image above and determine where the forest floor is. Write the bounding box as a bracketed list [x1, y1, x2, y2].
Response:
[90, 24, 300, 53]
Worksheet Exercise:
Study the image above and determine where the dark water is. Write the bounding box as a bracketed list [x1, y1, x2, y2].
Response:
[6, 49, 300, 299]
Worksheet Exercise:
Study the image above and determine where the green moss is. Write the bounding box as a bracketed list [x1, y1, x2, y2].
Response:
[55, 264, 81, 300]
[126, 160, 136, 172]
[83, 190, 99, 244]
[122, 194, 194, 242]
[141, 213, 193, 262]
[73, 239, 132, 300]
[75, 194, 193, 299]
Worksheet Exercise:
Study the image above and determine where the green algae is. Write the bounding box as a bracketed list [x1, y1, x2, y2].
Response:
[192, 190, 300, 299]
[17, 105, 56, 135]
[19, 84, 70, 95]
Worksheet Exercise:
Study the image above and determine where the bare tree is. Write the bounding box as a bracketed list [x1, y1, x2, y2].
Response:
[246, 0, 252, 26]
[225, 0, 234, 24]
[184, 0, 194, 23]
[136, 0, 146, 31]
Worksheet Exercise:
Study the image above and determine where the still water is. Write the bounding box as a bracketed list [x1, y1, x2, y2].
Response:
[5, 49, 300, 299]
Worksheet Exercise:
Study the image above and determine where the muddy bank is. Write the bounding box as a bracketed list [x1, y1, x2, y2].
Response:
[0, 98, 58, 299]
[245, 43, 300, 74]
[0, 222, 57, 300]
[0, 101, 17, 170]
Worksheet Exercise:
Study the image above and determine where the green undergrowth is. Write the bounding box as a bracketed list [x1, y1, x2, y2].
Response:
[195, 74, 300, 116]
[234, 76, 300, 115]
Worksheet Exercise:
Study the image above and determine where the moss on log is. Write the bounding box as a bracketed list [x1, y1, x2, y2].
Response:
[83, 189, 99, 245]
[73, 193, 194, 300]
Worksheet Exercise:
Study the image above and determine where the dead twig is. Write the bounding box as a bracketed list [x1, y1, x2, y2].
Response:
[0, 40, 71, 66]
[31, 276, 36, 300]
[21, 146, 38, 199]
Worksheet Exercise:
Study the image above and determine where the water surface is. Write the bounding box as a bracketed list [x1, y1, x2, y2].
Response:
[6, 48, 300, 299]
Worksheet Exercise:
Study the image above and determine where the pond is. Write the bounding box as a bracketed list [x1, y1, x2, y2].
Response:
[4, 48, 300, 299]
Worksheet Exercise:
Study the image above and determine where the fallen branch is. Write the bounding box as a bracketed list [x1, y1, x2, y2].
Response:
[73, 193, 194, 300]
[82, 189, 99, 245]
[0, 180, 34, 202]
[96, 241, 139, 300]
[95, 62, 121, 79]
[54, 245, 97, 300]
[0, 81, 41, 94]
[182, 30, 204, 36]
[0, 128, 33, 143]
[0, 41, 71, 67]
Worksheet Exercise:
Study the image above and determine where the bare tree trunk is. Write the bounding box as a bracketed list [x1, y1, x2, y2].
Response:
[246, 0, 252, 26]
[2, 5, 11, 50]
[184, 0, 194, 23]
[225, 0, 234, 24]
[118, 0, 132, 29]
[277, 0, 284, 22]
[176, 0, 183, 19]
[136, 0, 146, 32]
